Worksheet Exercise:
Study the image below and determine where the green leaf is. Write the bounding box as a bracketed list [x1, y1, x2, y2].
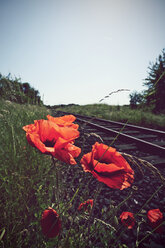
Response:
[0, 228, 5, 241]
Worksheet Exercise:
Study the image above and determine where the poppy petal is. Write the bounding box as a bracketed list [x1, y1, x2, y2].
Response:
[47, 115, 79, 129]
[23, 118, 81, 164]
[147, 209, 164, 234]
[81, 142, 134, 190]
[54, 139, 81, 165]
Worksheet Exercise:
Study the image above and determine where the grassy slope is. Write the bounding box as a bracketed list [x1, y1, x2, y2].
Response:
[0, 100, 54, 247]
[55, 104, 165, 130]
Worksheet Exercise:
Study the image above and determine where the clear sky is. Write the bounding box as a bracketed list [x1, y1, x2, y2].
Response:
[0, 0, 165, 105]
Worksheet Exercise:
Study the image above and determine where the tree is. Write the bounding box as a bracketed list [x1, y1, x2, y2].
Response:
[144, 49, 165, 113]
[129, 91, 144, 109]
[0, 74, 43, 105]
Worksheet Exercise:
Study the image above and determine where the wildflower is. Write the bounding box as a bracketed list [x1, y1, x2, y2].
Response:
[80, 142, 134, 190]
[47, 114, 79, 129]
[120, 212, 135, 229]
[147, 209, 164, 234]
[78, 199, 94, 212]
[23, 119, 81, 164]
[41, 207, 61, 238]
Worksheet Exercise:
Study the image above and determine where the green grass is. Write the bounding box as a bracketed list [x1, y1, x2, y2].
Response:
[54, 104, 165, 130]
[0, 100, 52, 247]
[0, 100, 164, 248]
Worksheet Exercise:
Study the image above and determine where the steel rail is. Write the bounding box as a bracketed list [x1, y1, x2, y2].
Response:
[76, 117, 165, 156]
[53, 110, 165, 157]
[82, 116, 165, 136]
[58, 111, 165, 137]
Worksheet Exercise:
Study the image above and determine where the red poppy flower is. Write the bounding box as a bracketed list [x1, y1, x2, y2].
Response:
[78, 199, 94, 212]
[120, 212, 135, 229]
[47, 114, 79, 129]
[23, 119, 81, 164]
[147, 209, 164, 234]
[41, 207, 61, 238]
[80, 142, 134, 190]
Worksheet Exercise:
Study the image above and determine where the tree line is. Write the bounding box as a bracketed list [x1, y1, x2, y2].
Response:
[0, 73, 43, 105]
[129, 48, 165, 113]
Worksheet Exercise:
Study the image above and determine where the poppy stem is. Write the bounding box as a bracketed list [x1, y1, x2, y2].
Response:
[11, 125, 16, 159]
[136, 184, 163, 215]
[115, 189, 134, 212]
[86, 183, 103, 244]
[108, 189, 136, 247]
[133, 221, 165, 248]
[51, 156, 60, 211]
[111, 185, 164, 248]
[90, 183, 103, 220]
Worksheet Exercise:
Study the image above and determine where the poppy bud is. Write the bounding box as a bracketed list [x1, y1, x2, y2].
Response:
[147, 209, 163, 234]
[120, 212, 135, 229]
[41, 207, 61, 238]
[78, 199, 94, 212]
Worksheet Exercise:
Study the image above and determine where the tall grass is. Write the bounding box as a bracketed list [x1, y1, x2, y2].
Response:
[0, 100, 52, 247]
[55, 104, 165, 130]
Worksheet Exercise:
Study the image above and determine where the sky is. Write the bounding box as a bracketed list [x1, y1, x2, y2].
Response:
[0, 0, 165, 106]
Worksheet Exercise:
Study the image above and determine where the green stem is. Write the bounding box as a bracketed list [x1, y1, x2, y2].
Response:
[51, 156, 60, 211]
[111, 185, 164, 248]
[85, 183, 103, 245]
[63, 187, 80, 214]
[134, 221, 165, 248]
[136, 184, 163, 215]
[11, 125, 16, 160]
[115, 189, 133, 211]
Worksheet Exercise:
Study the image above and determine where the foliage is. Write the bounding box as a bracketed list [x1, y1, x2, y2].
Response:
[129, 91, 144, 109]
[0, 73, 43, 105]
[128, 49, 165, 113]
[0, 100, 50, 247]
[143, 49, 165, 113]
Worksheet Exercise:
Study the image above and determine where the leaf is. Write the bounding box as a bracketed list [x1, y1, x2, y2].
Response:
[114, 216, 119, 226]
[0, 228, 5, 241]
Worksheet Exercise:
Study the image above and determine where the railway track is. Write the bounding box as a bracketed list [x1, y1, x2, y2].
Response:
[52, 110, 165, 167]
